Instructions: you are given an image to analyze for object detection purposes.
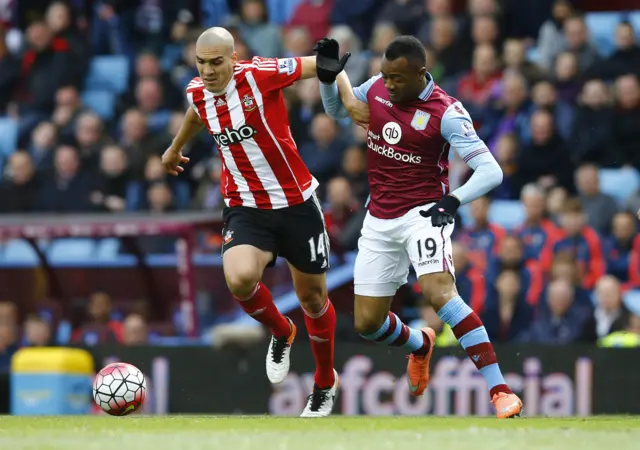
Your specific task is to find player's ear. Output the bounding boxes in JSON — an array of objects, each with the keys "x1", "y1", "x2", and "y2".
[
  {"x1": 231, "y1": 51, "x2": 238, "y2": 64},
  {"x1": 418, "y1": 66, "x2": 427, "y2": 78}
]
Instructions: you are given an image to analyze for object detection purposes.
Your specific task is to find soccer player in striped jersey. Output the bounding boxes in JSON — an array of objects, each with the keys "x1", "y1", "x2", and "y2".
[
  {"x1": 317, "y1": 36, "x2": 523, "y2": 418},
  {"x1": 162, "y1": 27, "x2": 354, "y2": 417}
]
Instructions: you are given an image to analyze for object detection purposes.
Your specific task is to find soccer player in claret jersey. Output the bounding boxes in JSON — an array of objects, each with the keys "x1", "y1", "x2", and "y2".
[
  {"x1": 317, "y1": 36, "x2": 523, "y2": 418},
  {"x1": 162, "y1": 27, "x2": 351, "y2": 417}
]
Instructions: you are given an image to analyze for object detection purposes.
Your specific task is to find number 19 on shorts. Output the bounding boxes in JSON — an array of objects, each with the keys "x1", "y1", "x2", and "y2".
[{"x1": 416, "y1": 237, "x2": 437, "y2": 260}]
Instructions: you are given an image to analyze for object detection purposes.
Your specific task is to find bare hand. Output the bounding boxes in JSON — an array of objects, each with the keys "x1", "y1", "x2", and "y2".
[
  {"x1": 162, "y1": 147, "x2": 190, "y2": 176},
  {"x1": 347, "y1": 99, "x2": 370, "y2": 128},
  {"x1": 637, "y1": 208, "x2": 640, "y2": 220}
]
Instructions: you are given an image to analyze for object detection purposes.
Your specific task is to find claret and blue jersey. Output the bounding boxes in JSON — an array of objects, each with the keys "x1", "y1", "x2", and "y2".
[{"x1": 320, "y1": 72, "x2": 503, "y2": 220}]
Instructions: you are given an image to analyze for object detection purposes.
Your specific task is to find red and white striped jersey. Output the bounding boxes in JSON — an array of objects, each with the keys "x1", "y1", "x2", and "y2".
[{"x1": 186, "y1": 56, "x2": 318, "y2": 210}]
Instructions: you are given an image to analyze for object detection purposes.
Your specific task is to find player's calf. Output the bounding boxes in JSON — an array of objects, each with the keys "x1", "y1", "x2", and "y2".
[
  {"x1": 291, "y1": 268, "x2": 336, "y2": 390},
  {"x1": 419, "y1": 273, "x2": 522, "y2": 417},
  {"x1": 355, "y1": 295, "x2": 434, "y2": 396}
]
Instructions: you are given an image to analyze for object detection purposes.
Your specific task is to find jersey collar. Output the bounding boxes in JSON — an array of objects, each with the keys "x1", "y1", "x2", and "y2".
[{"x1": 418, "y1": 73, "x2": 435, "y2": 101}]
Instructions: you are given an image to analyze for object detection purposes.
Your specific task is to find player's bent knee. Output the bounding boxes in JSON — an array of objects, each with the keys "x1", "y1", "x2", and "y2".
[
  {"x1": 225, "y1": 268, "x2": 262, "y2": 299},
  {"x1": 354, "y1": 311, "x2": 386, "y2": 336},
  {"x1": 297, "y1": 284, "x2": 327, "y2": 314},
  {"x1": 419, "y1": 272, "x2": 457, "y2": 308}
]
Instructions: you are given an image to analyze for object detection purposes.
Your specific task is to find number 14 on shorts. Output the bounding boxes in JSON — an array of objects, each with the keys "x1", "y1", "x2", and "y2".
[{"x1": 308, "y1": 234, "x2": 328, "y2": 267}]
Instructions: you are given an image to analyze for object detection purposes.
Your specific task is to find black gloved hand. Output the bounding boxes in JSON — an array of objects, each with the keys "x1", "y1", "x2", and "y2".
[
  {"x1": 313, "y1": 38, "x2": 351, "y2": 84},
  {"x1": 419, "y1": 195, "x2": 460, "y2": 227}
]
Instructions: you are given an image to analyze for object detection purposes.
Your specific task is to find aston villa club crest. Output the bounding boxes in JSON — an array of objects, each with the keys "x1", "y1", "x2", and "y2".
[
  {"x1": 411, "y1": 110, "x2": 430, "y2": 131},
  {"x1": 242, "y1": 94, "x2": 256, "y2": 112},
  {"x1": 223, "y1": 229, "x2": 234, "y2": 245}
]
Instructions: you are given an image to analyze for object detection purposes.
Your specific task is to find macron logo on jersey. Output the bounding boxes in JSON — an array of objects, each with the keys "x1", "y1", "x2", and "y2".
[
  {"x1": 375, "y1": 96, "x2": 393, "y2": 107},
  {"x1": 212, "y1": 125, "x2": 258, "y2": 147}
]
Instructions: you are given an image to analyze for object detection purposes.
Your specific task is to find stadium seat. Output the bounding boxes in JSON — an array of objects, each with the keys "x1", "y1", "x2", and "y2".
[
  {"x1": 585, "y1": 12, "x2": 623, "y2": 56},
  {"x1": 95, "y1": 238, "x2": 121, "y2": 260},
  {"x1": 1, "y1": 239, "x2": 39, "y2": 264},
  {"x1": 81, "y1": 90, "x2": 116, "y2": 121},
  {"x1": 526, "y1": 46, "x2": 540, "y2": 63},
  {"x1": 459, "y1": 200, "x2": 525, "y2": 230},
  {"x1": 629, "y1": 12, "x2": 640, "y2": 36},
  {"x1": 0, "y1": 117, "x2": 18, "y2": 157},
  {"x1": 47, "y1": 239, "x2": 96, "y2": 263},
  {"x1": 622, "y1": 290, "x2": 640, "y2": 316},
  {"x1": 490, "y1": 200, "x2": 526, "y2": 230},
  {"x1": 599, "y1": 168, "x2": 640, "y2": 205},
  {"x1": 84, "y1": 55, "x2": 130, "y2": 94}
]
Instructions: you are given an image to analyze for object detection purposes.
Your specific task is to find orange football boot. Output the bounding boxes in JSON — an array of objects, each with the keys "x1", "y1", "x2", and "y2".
[
  {"x1": 406, "y1": 327, "x2": 436, "y2": 396},
  {"x1": 491, "y1": 392, "x2": 523, "y2": 418}
]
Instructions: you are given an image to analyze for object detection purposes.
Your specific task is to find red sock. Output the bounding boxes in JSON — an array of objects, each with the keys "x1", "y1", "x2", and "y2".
[
  {"x1": 234, "y1": 283, "x2": 291, "y2": 338},
  {"x1": 303, "y1": 299, "x2": 336, "y2": 389}
]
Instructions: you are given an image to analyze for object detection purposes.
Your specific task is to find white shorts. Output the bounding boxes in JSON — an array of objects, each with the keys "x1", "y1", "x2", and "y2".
[{"x1": 354, "y1": 203, "x2": 455, "y2": 297}]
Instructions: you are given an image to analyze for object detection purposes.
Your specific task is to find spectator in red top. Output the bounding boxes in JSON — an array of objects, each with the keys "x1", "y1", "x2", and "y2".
[
  {"x1": 289, "y1": 0, "x2": 332, "y2": 43},
  {"x1": 552, "y1": 198, "x2": 605, "y2": 290},
  {"x1": 324, "y1": 176, "x2": 361, "y2": 253},
  {"x1": 605, "y1": 212, "x2": 637, "y2": 287},
  {"x1": 451, "y1": 241, "x2": 486, "y2": 314},
  {"x1": 73, "y1": 292, "x2": 123, "y2": 346},
  {"x1": 461, "y1": 195, "x2": 505, "y2": 272},
  {"x1": 517, "y1": 183, "x2": 562, "y2": 270},
  {"x1": 457, "y1": 44, "x2": 502, "y2": 115},
  {"x1": 14, "y1": 21, "x2": 76, "y2": 141},
  {"x1": 486, "y1": 234, "x2": 544, "y2": 308}
]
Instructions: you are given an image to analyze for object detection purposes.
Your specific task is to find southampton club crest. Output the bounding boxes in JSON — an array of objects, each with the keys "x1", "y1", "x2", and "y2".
[
  {"x1": 242, "y1": 94, "x2": 257, "y2": 112},
  {"x1": 223, "y1": 229, "x2": 234, "y2": 245},
  {"x1": 411, "y1": 110, "x2": 431, "y2": 131}
]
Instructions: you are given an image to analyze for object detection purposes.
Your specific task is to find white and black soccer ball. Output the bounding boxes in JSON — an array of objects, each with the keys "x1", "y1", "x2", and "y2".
[{"x1": 93, "y1": 362, "x2": 146, "y2": 416}]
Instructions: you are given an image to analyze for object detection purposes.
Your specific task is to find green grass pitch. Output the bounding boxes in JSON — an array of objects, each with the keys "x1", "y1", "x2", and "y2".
[{"x1": 0, "y1": 416, "x2": 639, "y2": 450}]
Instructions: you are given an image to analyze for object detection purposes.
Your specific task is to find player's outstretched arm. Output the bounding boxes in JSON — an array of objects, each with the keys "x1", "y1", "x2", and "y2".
[
  {"x1": 161, "y1": 107, "x2": 203, "y2": 176},
  {"x1": 299, "y1": 56, "x2": 318, "y2": 80},
  {"x1": 420, "y1": 102, "x2": 503, "y2": 227},
  {"x1": 443, "y1": 103, "x2": 503, "y2": 205},
  {"x1": 319, "y1": 72, "x2": 370, "y2": 126}
]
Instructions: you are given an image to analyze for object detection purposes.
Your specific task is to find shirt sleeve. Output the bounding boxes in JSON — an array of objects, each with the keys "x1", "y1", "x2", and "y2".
[
  {"x1": 246, "y1": 56, "x2": 302, "y2": 92},
  {"x1": 319, "y1": 74, "x2": 381, "y2": 119},
  {"x1": 185, "y1": 78, "x2": 202, "y2": 114},
  {"x1": 352, "y1": 74, "x2": 382, "y2": 103},
  {"x1": 442, "y1": 102, "x2": 503, "y2": 204}
]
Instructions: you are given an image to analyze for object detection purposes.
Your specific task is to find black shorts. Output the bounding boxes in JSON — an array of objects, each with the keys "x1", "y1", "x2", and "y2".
[{"x1": 221, "y1": 195, "x2": 330, "y2": 274}]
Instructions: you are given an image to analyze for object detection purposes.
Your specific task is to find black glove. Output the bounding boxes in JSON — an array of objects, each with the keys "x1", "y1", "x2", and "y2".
[
  {"x1": 419, "y1": 195, "x2": 460, "y2": 227},
  {"x1": 313, "y1": 38, "x2": 351, "y2": 84}
]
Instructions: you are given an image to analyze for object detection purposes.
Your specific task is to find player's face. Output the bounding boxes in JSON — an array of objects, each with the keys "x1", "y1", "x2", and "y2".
[
  {"x1": 380, "y1": 56, "x2": 427, "y2": 103},
  {"x1": 196, "y1": 45, "x2": 237, "y2": 93}
]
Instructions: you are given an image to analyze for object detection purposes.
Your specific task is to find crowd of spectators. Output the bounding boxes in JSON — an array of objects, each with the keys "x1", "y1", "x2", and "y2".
[{"x1": 0, "y1": 0, "x2": 639, "y2": 348}]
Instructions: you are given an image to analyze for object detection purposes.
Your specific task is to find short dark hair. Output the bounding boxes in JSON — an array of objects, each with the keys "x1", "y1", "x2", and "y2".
[{"x1": 384, "y1": 36, "x2": 427, "y2": 67}]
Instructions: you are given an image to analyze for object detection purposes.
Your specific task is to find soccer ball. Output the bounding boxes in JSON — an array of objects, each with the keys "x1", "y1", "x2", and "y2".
[{"x1": 93, "y1": 362, "x2": 146, "y2": 416}]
